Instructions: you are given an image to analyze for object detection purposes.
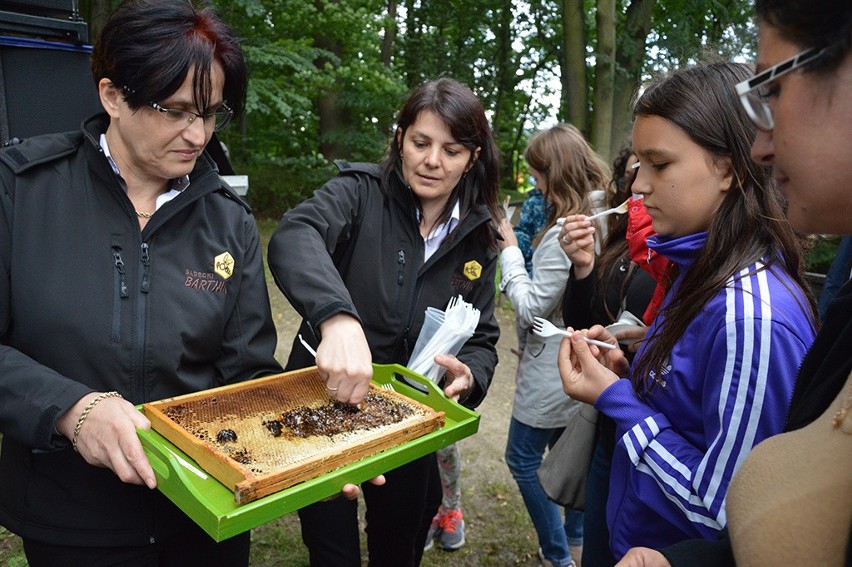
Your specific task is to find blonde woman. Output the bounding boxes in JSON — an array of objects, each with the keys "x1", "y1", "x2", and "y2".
[{"x1": 498, "y1": 123, "x2": 610, "y2": 567}]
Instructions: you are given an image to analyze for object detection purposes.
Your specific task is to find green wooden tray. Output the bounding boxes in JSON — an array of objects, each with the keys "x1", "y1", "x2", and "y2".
[{"x1": 137, "y1": 363, "x2": 479, "y2": 541}]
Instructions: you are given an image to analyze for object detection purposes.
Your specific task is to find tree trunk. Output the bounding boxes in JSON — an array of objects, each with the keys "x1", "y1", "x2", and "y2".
[
  {"x1": 610, "y1": 0, "x2": 656, "y2": 156},
  {"x1": 402, "y1": 0, "x2": 422, "y2": 87},
  {"x1": 380, "y1": 0, "x2": 397, "y2": 67},
  {"x1": 313, "y1": 1, "x2": 348, "y2": 161},
  {"x1": 491, "y1": 0, "x2": 517, "y2": 190},
  {"x1": 491, "y1": 0, "x2": 513, "y2": 139},
  {"x1": 590, "y1": 0, "x2": 616, "y2": 159},
  {"x1": 561, "y1": 0, "x2": 587, "y2": 133}
]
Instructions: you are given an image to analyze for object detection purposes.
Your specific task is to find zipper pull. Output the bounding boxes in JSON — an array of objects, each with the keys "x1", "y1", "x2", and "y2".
[
  {"x1": 113, "y1": 248, "x2": 129, "y2": 298},
  {"x1": 403, "y1": 327, "x2": 410, "y2": 358},
  {"x1": 397, "y1": 250, "x2": 406, "y2": 285},
  {"x1": 140, "y1": 243, "x2": 150, "y2": 293}
]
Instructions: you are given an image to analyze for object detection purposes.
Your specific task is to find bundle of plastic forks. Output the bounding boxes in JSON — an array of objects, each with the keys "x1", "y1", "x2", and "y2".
[{"x1": 408, "y1": 295, "x2": 479, "y2": 382}]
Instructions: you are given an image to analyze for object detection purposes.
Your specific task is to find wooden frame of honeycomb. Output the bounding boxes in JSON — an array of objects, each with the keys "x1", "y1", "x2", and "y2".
[{"x1": 143, "y1": 367, "x2": 445, "y2": 504}]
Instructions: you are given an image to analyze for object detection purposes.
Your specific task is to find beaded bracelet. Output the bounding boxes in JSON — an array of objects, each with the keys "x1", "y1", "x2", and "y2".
[{"x1": 72, "y1": 391, "x2": 123, "y2": 452}]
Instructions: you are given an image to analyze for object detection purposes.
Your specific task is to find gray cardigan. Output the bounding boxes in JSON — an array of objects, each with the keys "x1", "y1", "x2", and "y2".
[{"x1": 500, "y1": 224, "x2": 581, "y2": 428}]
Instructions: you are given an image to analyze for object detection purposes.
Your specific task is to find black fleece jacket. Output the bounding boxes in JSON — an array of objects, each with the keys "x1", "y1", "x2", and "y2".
[
  {"x1": 268, "y1": 161, "x2": 499, "y2": 408},
  {"x1": 0, "y1": 114, "x2": 282, "y2": 545}
]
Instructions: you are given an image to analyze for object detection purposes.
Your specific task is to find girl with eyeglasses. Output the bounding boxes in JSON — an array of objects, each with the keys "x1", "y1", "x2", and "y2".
[
  {"x1": 616, "y1": 1, "x2": 852, "y2": 566},
  {"x1": 556, "y1": 60, "x2": 819, "y2": 562}
]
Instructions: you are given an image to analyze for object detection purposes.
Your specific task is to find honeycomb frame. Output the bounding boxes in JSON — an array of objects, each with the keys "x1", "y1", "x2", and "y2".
[{"x1": 143, "y1": 367, "x2": 445, "y2": 504}]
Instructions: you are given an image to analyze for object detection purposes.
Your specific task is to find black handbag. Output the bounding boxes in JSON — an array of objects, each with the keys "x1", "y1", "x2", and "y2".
[{"x1": 536, "y1": 402, "x2": 598, "y2": 510}]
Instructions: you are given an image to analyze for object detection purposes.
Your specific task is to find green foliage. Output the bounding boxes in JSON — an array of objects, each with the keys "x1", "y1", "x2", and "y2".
[
  {"x1": 81, "y1": 0, "x2": 758, "y2": 217},
  {"x1": 241, "y1": 154, "x2": 337, "y2": 220},
  {"x1": 211, "y1": 0, "x2": 414, "y2": 214},
  {"x1": 205, "y1": 0, "x2": 755, "y2": 217},
  {"x1": 0, "y1": 525, "x2": 25, "y2": 566},
  {"x1": 647, "y1": 0, "x2": 755, "y2": 72},
  {"x1": 806, "y1": 236, "x2": 841, "y2": 274}
]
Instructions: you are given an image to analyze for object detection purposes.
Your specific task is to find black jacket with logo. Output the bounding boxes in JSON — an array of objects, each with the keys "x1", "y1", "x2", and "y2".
[
  {"x1": 268, "y1": 161, "x2": 499, "y2": 408},
  {"x1": 0, "y1": 114, "x2": 282, "y2": 545}
]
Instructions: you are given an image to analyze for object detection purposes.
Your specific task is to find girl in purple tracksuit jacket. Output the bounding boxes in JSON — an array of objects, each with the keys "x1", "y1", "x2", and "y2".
[{"x1": 557, "y1": 61, "x2": 818, "y2": 560}]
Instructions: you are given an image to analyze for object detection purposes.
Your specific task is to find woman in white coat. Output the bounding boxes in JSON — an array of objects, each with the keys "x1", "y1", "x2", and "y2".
[{"x1": 498, "y1": 123, "x2": 610, "y2": 567}]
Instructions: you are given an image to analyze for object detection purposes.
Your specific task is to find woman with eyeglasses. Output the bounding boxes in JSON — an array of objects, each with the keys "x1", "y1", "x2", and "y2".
[
  {"x1": 0, "y1": 1, "x2": 283, "y2": 564},
  {"x1": 555, "y1": 60, "x2": 819, "y2": 562},
  {"x1": 614, "y1": 1, "x2": 852, "y2": 566}
]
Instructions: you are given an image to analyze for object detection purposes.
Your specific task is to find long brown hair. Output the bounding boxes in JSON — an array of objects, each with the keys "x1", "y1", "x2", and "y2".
[
  {"x1": 631, "y1": 62, "x2": 818, "y2": 395},
  {"x1": 523, "y1": 123, "x2": 611, "y2": 245}
]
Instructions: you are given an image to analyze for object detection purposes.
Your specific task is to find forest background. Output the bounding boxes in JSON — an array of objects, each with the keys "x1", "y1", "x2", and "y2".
[
  {"x1": 75, "y1": 0, "x2": 765, "y2": 218},
  {"x1": 0, "y1": 1, "x2": 840, "y2": 563}
]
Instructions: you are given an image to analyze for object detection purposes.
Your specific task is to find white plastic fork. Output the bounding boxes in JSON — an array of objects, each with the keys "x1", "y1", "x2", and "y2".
[
  {"x1": 531, "y1": 317, "x2": 617, "y2": 350},
  {"x1": 298, "y1": 333, "x2": 317, "y2": 358},
  {"x1": 587, "y1": 197, "x2": 630, "y2": 221}
]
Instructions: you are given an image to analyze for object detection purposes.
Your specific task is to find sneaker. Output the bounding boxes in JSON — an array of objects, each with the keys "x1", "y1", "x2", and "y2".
[
  {"x1": 439, "y1": 508, "x2": 465, "y2": 550},
  {"x1": 424, "y1": 510, "x2": 443, "y2": 551}
]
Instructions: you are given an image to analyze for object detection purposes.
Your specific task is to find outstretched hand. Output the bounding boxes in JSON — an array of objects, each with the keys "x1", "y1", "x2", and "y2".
[
  {"x1": 557, "y1": 326, "x2": 627, "y2": 404},
  {"x1": 615, "y1": 547, "x2": 673, "y2": 567},
  {"x1": 341, "y1": 475, "x2": 387, "y2": 500}
]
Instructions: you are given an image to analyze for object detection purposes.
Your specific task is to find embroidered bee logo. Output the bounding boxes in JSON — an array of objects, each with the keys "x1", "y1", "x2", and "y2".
[
  {"x1": 214, "y1": 252, "x2": 235, "y2": 280},
  {"x1": 463, "y1": 260, "x2": 482, "y2": 281}
]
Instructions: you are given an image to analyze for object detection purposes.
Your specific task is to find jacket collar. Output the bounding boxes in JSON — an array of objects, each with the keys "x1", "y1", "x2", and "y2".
[
  {"x1": 81, "y1": 113, "x2": 220, "y2": 181},
  {"x1": 389, "y1": 164, "x2": 493, "y2": 234},
  {"x1": 647, "y1": 231, "x2": 708, "y2": 268}
]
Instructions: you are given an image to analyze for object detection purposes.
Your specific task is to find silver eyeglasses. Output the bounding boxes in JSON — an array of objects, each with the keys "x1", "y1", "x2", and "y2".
[
  {"x1": 147, "y1": 101, "x2": 234, "y2": 132},
  {"x1": 735, "y1": 47, "x2": 826, "y2": 130}
]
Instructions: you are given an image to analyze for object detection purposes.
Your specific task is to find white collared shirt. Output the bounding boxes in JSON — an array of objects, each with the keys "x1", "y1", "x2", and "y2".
[
  {"x1": 99, "y1": 133, "x2": 189, "y2": 210},
  {"x1": 422, "y1": 200, "x2": 461, "y2": 262}
]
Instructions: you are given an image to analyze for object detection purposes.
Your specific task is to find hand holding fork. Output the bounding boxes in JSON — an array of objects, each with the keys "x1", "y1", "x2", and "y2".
[
  {"x1": 587, "y1": 197, "x2": 630, "y2": 221},
  {"x1": 532, "y1": 317, "x2": 617, "y2": 350},
  {"x1": 555, "y1": 196, "x2": 632, "y2": 227}
]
